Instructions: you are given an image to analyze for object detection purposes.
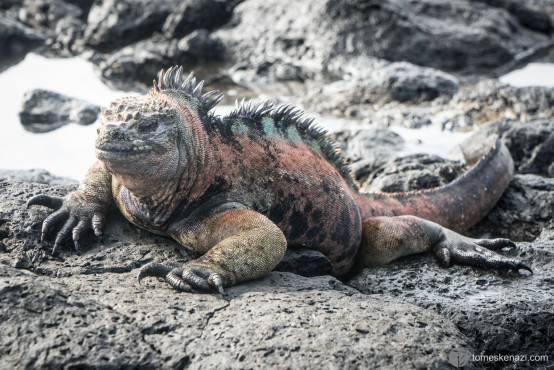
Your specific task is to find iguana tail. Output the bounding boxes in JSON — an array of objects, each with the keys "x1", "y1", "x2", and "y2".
[{"x1": 354, "y1": 139, "x2": 513, "y2": 232}]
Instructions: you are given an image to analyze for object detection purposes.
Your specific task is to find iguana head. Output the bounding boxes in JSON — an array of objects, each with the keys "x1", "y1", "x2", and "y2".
[{"x1": 95, "y1": 67, "x2": 222, "y2": 198}]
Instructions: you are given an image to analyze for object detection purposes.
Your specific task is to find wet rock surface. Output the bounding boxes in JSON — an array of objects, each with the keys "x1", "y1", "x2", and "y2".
[
  {"x1": 19, "y1": 89, "x2": 100, "y2": 133},
  {"x1": 0, "y1": 182, "x2": 476, "y2": 369}
]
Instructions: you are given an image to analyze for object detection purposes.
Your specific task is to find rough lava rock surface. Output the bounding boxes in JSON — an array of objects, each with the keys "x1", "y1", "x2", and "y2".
[{"x1": 0, "y1": 182, "x2": 476, "y2": 369}]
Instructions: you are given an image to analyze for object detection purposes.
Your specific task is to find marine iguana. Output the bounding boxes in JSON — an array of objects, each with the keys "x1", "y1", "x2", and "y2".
[{"x1": 27, "y1": 66, "x2": 531, "y2": 293}]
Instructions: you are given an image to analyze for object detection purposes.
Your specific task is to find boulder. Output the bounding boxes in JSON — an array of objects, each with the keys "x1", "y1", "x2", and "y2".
[
  {"x1": 84, "y1": 0, "x2": 180, "y2": 52},
  {"x1": 450, "y1": 81, "x2": 554, "y2": 125},
  {"x1": 162, "y1": 0, "x2": 233, "y2": 39},
  {"x1": 16, "y1": 0, "x2": 87, "y2": 56},
  {"x1": 93, "y1": 31, "x2": 224, "y2": 91},
  {"x1": 0, "y1": 14, "x2": 45, "y2": 73},
  {"x1": 216, "y1": 0, "x2": 549, "y2": 79},
  {"x1": 453, "y1": 118, "x2": 554, "y2": 176},
  {"x1": 360, "y1": 154, "x2": 467, "y2": 193},
  {"x1": 331, "y1": 127, "x2": 405, "y2": 182},
  {"x1": 19, "y1": 89, "x2": 100, "y2": 133},
  {"x1": 468, "y1": 174, "x2": 554, "y2": 240}
]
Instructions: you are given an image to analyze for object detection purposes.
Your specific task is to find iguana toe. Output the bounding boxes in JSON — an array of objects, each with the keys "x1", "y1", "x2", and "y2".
[
  {"x1": 27, "y1": 194, "x2": 64, "y2": 210},
  {"x1": 474, "y1": 238, "x2": 516, "y2": 250}
]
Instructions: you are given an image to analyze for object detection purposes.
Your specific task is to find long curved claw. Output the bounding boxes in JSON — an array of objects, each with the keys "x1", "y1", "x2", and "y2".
[
  {"x1": 41, "y1": 209, "x2": 69, "y2": 243},
  {"x1": 72, "y1": 220, "x2": 87, "y2": 252},
  {"x1": 474, "y1": 238, "x2": 516, "y2": 250},
  {"x1": 27, "y1": 194, "x2": 64, "y2": 210},
  {"x1": 138, "y1": 261, "x2": 174, "y2": 283},
  {"x1": 209, "y1": 273, "x2": 225, "y2": 294},
  {"x1": 53, "y1": 216, "x2": 78, "y2": 254},
  {"x1": 92, "y1": 213, "x2": 106, "y2": 242},
  {"x1": 434, "y1": 247, "x2": 452, "y2": 267}
]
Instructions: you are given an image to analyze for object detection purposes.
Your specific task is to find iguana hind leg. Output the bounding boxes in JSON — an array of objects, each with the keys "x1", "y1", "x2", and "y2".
[{"x1": 359, "y1": 216, "x2": 532, "y2": 273}]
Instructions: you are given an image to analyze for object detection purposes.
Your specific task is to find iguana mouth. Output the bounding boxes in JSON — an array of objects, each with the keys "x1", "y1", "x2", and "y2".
[{"x1": 95, "y1": 144, "x2": 152, "y2": 162}]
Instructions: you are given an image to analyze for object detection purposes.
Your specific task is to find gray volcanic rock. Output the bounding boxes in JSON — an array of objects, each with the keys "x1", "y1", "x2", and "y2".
[
  {"x1": 471, "y1": 0, "x2": 553, "y2": 34},
  {"x1": 84, "y1": 0, "x2": 180, "y2": 52},
  {"x1": 0, "y1": 14, "x2": 45, "y2": 72},
  {"x1": 453, "y1": 119, "x2": 554, "y2": 177},
  {"x1": 216, "y1": 0, "x2": 548, "y2": 79},
  {"x1": 16, "y1": 0, "x2": 87, "y2": 56},
  {"x1": 361, "y1": 154, "x2": 467, "y2": 193},
  {"x1": 19, "y1": 89, "x2": 100, "y2": 133},
  {"x1": 468, "y1": 174, "x2": 554, "y2": 241},
  {"x1": 162, "y1": 0, "x2": 233, "y2": 39},
  {"x1": 0, "y1": 169, "x2": 77, "y2": 186},
  {"x1": 348, "y1": 229, "x2": 554, "y2": 368},
  {"x1": 450, "y1": 81, "x2": 554, "y2": 125},
  {"x1": 94, "y1": 31, "x2": 224, "y2": 91},
  {"x1": 332, "y1": 127, "x2": 405, "y2": 182},
  {"x1": 0, "y1": 181, "x2": 475, "y2": 369}
]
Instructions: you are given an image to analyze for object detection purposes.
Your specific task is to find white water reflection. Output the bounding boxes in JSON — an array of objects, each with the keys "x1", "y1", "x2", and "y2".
[
  {"x1": 500, "y1": 62, "x2": 554, "y2": 88},
  {"x1": 0, "y1": 54, "x2": 137, "y2": 180}
]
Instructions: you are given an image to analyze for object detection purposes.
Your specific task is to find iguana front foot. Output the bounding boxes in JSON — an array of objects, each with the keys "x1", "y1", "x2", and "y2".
[
  {"x1": 434, "y1": 231, "x2": 533, "y2": 274},
  {"x1": 27, "y1": 192, "x2": 107, "y2": 254},
  {"x1": 138, "y1": 260, "x2": 232, "y2": 294}
]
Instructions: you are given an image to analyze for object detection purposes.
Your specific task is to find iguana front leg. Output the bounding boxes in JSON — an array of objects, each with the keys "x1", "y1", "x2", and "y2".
[
  {"x1": 359, "y1": 216, "x2": 532, "y2": 273},
  {"x1": 138, "y1": 208, "x2": 287, "y2": 293},
  {"x1": 27, "y1": 161, "x2": 113, "y2": 253}
]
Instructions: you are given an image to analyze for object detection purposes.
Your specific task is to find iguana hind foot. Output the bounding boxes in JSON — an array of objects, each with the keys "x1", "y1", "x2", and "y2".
[
  {"x1": 434, "y1": 230, "x2": 532, "y2": 273},
  {"x1": 360, "y1": 216, "x2": 532, "y2": 274}
]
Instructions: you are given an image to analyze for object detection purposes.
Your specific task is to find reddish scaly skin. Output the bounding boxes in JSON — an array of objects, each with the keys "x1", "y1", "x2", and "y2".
[{"x1": 27, "y1": 67, "x2": 531, "y2": 293}]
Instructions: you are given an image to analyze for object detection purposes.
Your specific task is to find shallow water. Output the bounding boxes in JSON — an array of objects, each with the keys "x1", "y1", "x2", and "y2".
[{"x1": 0, "y1": 54, "x2": 552, "y2": 180}]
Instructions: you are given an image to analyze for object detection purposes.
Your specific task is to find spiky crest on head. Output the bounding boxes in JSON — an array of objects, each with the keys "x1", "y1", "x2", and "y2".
[{"x1": 152, "y1": 66, "x2": 223, "y2": 112}]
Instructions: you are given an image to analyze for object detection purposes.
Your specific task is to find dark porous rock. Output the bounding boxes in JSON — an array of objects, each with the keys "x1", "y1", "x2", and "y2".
[
  {"x1": 162, "y1": 0, "x2": 233, "y2": 39},
  {"x1": 0, "y1": 14, "x2": 45, "y2": 73},
  {"x1": 0, "y1": 181, "x2": 475, "y2": 369},
  {"x1": 19, "y1": 89, "x2": 100, "y2": 133},
  {"x1": 469, "y1": 174, "x2": 554, "y2": 241},
  {"x1": 348, "y1": 229, "x2": 554, "y2": 368},
  {"x1": 454, "y1": 118, "x2": 554, "y2": 176},
  {"x1": 0, "y1": 169, "x2": 77, "y2": 186},
  {"x1": 217, "y1": 0, "x2": 548, "y2": 80},
  {"x1": 274, "y1": 247, "x2": 334, "y2": 277},
  {"x1": 451, "y1": 81, "x2": 554, "y2": 125},
  {"x1": 302, "y1": 60, "x2": 459, "y2": 116},
  {"x1": 471, "y1": 0, "x2": 553, "y2": 34},
  {"x1": 332, "y1": 127, "x2": 405, "y2": 182},
  {"x1": 94, "y1": 32, "x2": 224, "y2": 91},
  {"x1": 84, "y1": 0, "x2": 180, "y2": 52},
  {"x1": 361, "y1": 154, "x2": 467, "y2": 193},
  {"x1": 16, "y1": 0, "x2": 87, "y2": 57}
]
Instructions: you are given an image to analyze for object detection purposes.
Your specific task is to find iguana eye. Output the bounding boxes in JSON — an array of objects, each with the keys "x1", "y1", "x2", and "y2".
[{"x1": 138, "y1": 120, "x2": 158, "y2": 133}]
